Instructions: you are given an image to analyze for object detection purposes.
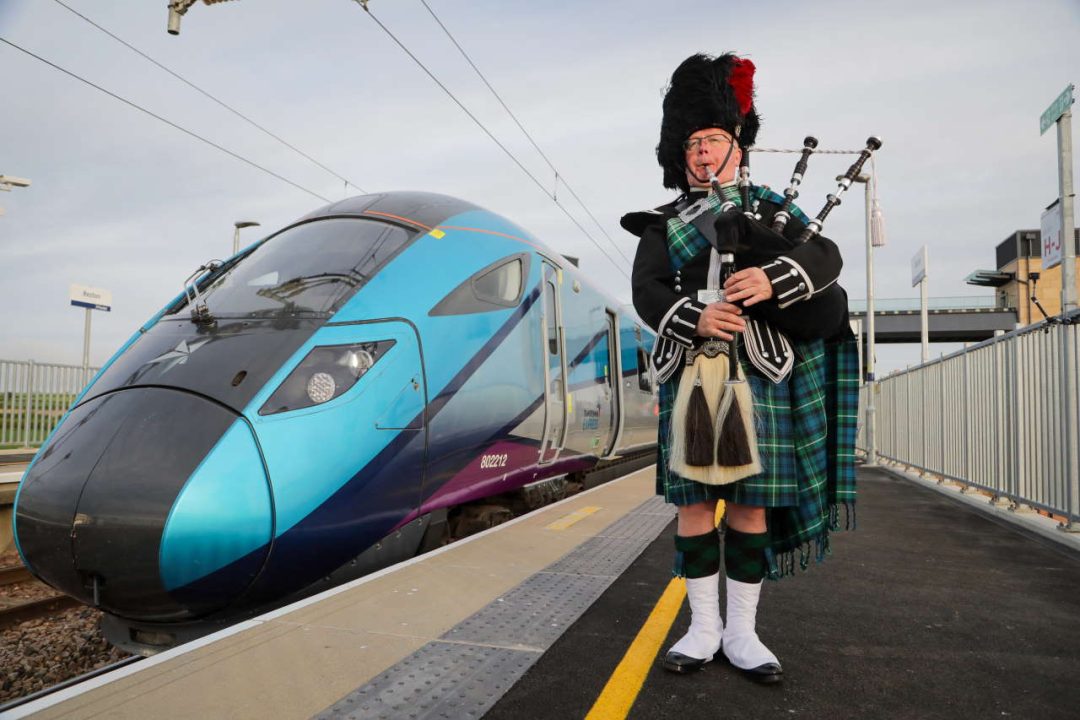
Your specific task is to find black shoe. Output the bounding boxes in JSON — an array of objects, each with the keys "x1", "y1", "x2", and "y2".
[
  {"x1": 662, "y1": 651, "x2": 712, "y2": 673},
  {"x1": 729, "y1": 659, "x2": 783, "y2": 685}
]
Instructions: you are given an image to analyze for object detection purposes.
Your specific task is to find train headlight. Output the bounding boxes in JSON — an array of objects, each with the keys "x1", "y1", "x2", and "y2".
[
  {"x1": 305, "y1": 373, "x2": 337, "y2": 404},
  {"x1": 259, "y1": 340, "x2": 395, "y2": 415}
]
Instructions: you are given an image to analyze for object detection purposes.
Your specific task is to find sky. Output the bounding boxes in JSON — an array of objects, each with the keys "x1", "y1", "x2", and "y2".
[{"x1": 1, "y1": 0, "x2": 1078, "y2": 375}]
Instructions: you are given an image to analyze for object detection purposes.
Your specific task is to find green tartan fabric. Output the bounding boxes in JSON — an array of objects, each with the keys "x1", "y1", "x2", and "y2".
[
  {"x1": 672, "y1": 529, "x2": 721, "y2": 579},
  {"x1": 657, "y1": 339, "x2": 859, "y2": 578},
  {"x1": 724, "y1": 528, "x2": 770, "y2": 583},
  {"x1": 664, "y1": 184, "x2": 810, "y2": 272},
  {"x1": 653, "y1": 187, "x2": 859, "y2": 579}
]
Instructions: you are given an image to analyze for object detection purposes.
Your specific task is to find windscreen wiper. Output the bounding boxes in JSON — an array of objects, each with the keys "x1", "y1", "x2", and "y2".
[{"x1": 182, "y1": 260, "x2": 224, "y2": 326}]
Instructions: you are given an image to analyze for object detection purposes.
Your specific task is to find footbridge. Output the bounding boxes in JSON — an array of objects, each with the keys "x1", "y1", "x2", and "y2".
[{"x1": 848, "y1": 296, "x2": 1018, "y2": 343}]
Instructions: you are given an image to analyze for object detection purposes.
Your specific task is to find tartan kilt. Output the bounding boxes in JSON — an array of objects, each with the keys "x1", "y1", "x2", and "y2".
[{"x1": 656, "y1": 335, "x2": 860, "y2": 577}]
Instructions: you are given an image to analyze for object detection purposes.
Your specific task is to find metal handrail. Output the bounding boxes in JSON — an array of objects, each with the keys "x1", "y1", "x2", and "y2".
[{"x1": 858, "y1": 308, "x2": 1080, "y2": 528}]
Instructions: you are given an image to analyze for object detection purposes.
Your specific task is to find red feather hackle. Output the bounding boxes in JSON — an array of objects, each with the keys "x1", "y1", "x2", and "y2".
[{"x1": 728, "y1": 57, "x2": 755, "y2": 116}]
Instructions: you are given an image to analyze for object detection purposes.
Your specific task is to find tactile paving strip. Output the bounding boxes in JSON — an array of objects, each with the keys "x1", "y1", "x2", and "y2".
[
  {"x1": 311, "y1": 642, "x2": 538, "y2": 720},
  {"x1": 313, "y1": 495, "x2": 674, "y2": 719},
  {"x1": 441, "y1": 572, "x2": 614, "y2": 648}
]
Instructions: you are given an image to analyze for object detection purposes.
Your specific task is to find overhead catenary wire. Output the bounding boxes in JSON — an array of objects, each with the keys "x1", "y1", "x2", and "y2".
[
  {"x1": 351, "y1": 1, "x2": 632, "y2": 281},
  {"x1": 416, "y1": 0, "x2": 634, "y2": 268},
  {"x1": 0, "y1": 35, "x2": 330, "y2": 204},
  {"x1": 50, "y1": 0, "x2": 366, "y2": 194}
]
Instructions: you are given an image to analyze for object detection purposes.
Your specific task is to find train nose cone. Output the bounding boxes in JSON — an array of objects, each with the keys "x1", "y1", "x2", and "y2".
[{"x1": 14, "y1": 388, "x2": 272, "y2": 621}]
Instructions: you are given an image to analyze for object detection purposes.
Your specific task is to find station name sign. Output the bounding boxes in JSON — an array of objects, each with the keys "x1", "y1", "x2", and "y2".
[
  {"x1": 1040, "y1": 84, "x2": 1074, "y2": 136},
  {"x1": 911, "y1": 246, "x2": 928, "y2": 286},
  {"x1": 69, "y1": 284, "x2": 112, "y2": 312},
  {"x1": 1041, "y1": 202, "x2": 1063, "y2": 271}
]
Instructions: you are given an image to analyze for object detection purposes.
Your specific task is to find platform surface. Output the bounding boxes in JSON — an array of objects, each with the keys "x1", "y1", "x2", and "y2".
[
  {"x1": 11, "y1": 466, "x2": 1080, "y2": 720},
  {"x1": 14, "y1": 466, "x2": 663, "y2": 720},
  {"x1": 488, "y1": 467, "x2": 1080, "y2": 720}
]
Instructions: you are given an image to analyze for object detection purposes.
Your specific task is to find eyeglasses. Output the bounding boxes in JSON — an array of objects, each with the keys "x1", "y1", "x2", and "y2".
[{"x1": 683, "y1": 133, "x2": 734, "y2": 153}]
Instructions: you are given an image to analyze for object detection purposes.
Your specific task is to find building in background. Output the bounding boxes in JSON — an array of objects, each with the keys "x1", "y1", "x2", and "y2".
[{"x1": 966, "y1": 228, "x2": 1080, "y2": 326}]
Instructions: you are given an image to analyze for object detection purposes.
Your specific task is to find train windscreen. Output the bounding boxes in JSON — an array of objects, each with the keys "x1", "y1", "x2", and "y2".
[{"x1": 167, "y1": 218, "x2": 413, "y2": 320}]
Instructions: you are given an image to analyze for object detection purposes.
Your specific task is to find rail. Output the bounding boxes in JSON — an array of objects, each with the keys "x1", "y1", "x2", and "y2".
[
  {"x1": 858, "y1": 309, "x2": 1080, "y2": 527},
  {"x1": 0, "y1": 359, "x2": 99, "y2": 449},
  {"x1": 847, "y1": 295, "x2": 1006, "y2": 313}
]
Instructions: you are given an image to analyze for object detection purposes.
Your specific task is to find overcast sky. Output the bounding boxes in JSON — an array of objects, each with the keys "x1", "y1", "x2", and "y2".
[{"x1": 1, "y1": 0, "x2": 1078, "y2": 374}]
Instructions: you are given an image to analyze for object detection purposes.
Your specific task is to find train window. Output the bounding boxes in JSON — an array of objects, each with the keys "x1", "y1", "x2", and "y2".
[
  {"x1": 545, "y1": 283, "x2": 558, "y2": 355},
  {"x1": 429, "y1": 253, "x2": 530, "y2": 316},
  {"x1": 165, "y1": 218, "x2": 413, "y2": 319},
  {"x1": 637, "y1": 347, "x2": 652, "y2": 392}
]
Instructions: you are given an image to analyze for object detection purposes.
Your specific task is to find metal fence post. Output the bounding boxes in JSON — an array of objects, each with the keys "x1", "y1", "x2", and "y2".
[
  {"x1": 962, "y1": 349, "x2": 970, "y2": 481},
  {"x1": 993, "y1": 334, "x2": 1002, "y2": 496},
  {"x1": 1063, "y1": 320, "x2": 1079, "y2": 530},
  {"x1": 22, "y1": 359, "x2": 34, "y2": 448},
  {"x1": 921, "y1": 367, "x2": 928, "y2": 471},
  {"x1": 939, "y1": 357, "x2": 946, "y2": 478},
  {"x1": 1011, "y1": 336, "x2": 1021, "y2": 504}
]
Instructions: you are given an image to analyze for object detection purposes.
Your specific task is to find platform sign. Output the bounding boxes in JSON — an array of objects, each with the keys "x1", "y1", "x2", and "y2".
[
  {"x1": 1041, "y1": 203, "x2": 1063, "y2": 270},
  {"x1": 1040, "y1": 84, "x2": 1074, "y2": 136},
  {"x1": 69, "y1": 284, "x2": 112, "y2": 312},
  {"x1": 911, "y1": 246, "x2": 928, "y2": 286}
]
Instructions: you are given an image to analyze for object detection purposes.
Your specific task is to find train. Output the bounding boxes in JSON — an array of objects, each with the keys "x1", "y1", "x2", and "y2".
[{"x1": 13, "y1": 191, "x2": 659, "y2": 654}]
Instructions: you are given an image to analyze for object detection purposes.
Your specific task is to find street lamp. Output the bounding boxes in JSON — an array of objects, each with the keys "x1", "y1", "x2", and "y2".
[
  {"x1": 232, "y1": 220, "x2": 260, "y2": 255},
  {"x1": 842, "y1": 172, "x2": 879, "y2": 466},
  {"x1": 0, "y1": 174, "x2": 32, "y2": 217}
]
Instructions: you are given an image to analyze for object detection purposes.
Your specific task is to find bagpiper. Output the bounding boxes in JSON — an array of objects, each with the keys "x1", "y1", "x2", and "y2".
[{"x1": 624, "y1": 52, "x2": 860, "y2": 684}]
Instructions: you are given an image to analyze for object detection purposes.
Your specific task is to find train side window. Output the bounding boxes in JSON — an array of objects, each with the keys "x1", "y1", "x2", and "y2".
[
  {"x1": 430, "y1": 253, "x2": 530, "y2": 316},
  {"x1": 545, "y1": 283, "x2": 559, "y2": 355},
  {"x1": 637, "y1": 346, "x2": 652, "y2": 392}
]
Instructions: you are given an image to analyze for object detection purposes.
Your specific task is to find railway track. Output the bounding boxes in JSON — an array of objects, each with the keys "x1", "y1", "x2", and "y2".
[
  {"x1": 0, "y1": 563, "x2": 32, "y2": 586},
  {"x1": 0, "y1": 593, "x2": 82, "y2": 631},
  {"x1": 0, "y1": 563, "x2": 82, "y2": 631}
]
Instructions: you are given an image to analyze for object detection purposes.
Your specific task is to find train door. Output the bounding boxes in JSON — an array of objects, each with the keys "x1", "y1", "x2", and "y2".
[
  {"x1": 538, "y1": 262, "x2": 568, "y2": 464},
  {"x1": 601, "y1": 310, "x2": 622, "y2": 457}
]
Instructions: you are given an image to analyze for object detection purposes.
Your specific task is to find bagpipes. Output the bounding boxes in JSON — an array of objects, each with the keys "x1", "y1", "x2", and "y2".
[{"x1": 668, "y1": 136, "x2": 882, "y2": 485}]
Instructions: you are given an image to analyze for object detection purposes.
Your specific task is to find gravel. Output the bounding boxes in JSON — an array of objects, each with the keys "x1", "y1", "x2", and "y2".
[{"x1": 0, "y1": 601, "x2": 131, "y2": 705}]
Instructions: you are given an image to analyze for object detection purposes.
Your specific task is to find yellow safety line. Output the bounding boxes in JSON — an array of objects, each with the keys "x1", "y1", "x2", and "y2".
[
  {"x1": 545, "y1": 505, "x2": 601, "y2": 530},
  {"x1": 585, "y1": 578, "x2": 686, "y2": 720}
]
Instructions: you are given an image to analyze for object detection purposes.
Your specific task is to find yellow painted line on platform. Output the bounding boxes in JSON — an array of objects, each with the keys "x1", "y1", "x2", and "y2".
[
  {"x1": 545, "y1": 505, "x2": 601, "y2": 530},
  {"x1": 585, "y1": 578, "x2": 685, "y2": 720}
]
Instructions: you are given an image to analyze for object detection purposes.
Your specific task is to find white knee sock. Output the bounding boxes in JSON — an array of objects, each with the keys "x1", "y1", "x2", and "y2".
[
  {"x1": 722, "y1": 577, "x2": 780, "y2": 670},
  {"x1": 668, "y1": 572, "x2": 723, "y2": 661}
]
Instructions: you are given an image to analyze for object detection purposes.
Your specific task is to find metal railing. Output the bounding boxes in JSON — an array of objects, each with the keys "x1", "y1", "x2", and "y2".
[
  {"x1": 848, "y1": 295, "x2": 1006, "y2": 313},
  {"x1": 858, "y1": 309, "x2": 1080, "y2": 527},
  {"x1": 0, "y1": 360, "x2": 99, "y2": 448}
]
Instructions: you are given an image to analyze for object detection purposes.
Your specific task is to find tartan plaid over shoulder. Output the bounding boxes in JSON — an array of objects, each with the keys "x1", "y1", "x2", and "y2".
[{"x1": 665, "y1": 185, "x2": 810, "y2": 272}]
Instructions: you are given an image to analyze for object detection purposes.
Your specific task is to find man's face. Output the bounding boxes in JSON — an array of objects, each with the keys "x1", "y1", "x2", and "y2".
[{"x1": 683, "y1": 128, "x2": 741, "y2": 189}]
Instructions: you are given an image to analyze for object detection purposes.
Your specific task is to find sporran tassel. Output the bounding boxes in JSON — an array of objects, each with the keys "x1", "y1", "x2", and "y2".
[
  {"x1": 685, "y1": 375, "x2": 716, "y2": 466},
  {"x1": 668, "y1": 350, "x2": 762, "y2": 485},
  {"x1": 716, "y1": 379, "x2": 754, "y2": 466}
]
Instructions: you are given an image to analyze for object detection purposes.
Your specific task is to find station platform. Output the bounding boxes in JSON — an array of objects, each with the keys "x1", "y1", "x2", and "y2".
[{"x1": 9, "y1": 465, "x2": 1080, "y2": 719}]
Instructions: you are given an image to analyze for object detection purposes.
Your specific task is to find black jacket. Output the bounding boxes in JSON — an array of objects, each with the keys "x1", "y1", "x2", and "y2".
[{"x1": 625, "y1": 189, "x2": 850, "y2": 381}]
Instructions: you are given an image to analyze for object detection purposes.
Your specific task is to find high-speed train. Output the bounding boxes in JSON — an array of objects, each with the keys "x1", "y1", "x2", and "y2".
[{"x1": 13, "y1": 192, "x2": 658, "y2": 653}]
